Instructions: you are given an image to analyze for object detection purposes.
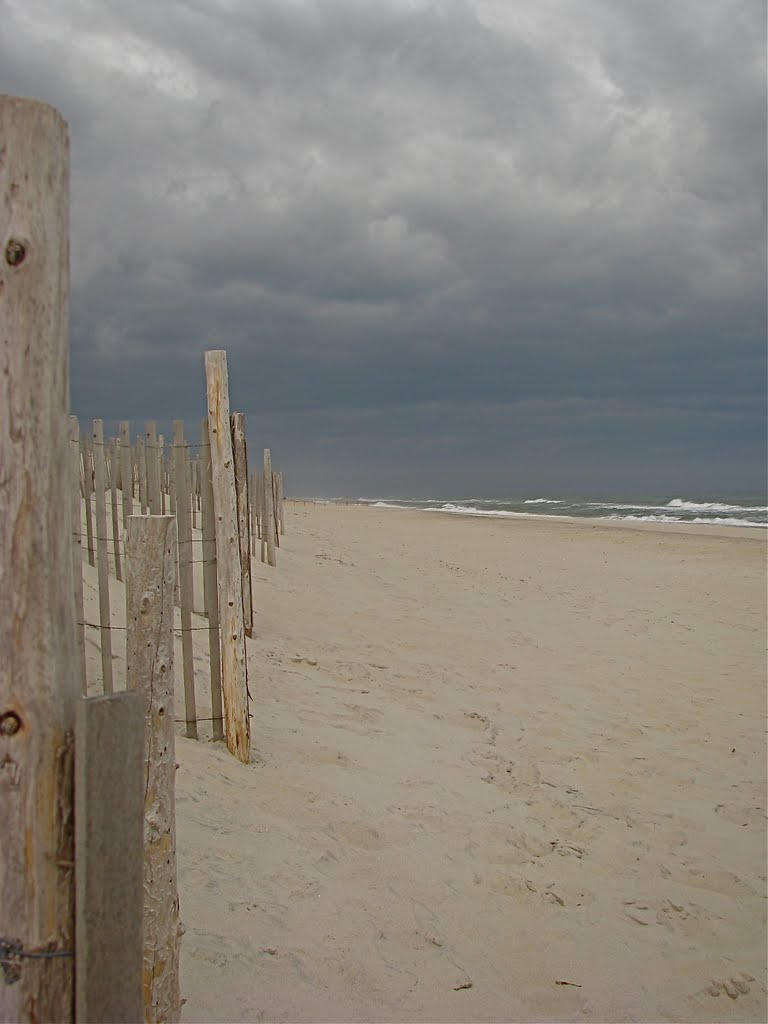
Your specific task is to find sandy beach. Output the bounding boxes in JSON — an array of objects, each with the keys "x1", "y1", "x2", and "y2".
[{"x1": 83, "y1": 502, "x2": 766, "y2": 1022}]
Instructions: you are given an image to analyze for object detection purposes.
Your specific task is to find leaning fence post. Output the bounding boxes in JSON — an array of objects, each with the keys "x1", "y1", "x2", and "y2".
[
  {"x1": 126, "y1": 515, "x2": 183, "y2": 1024},
  {"x1": 0, "y1": 93, "x2": 77, "y2": 1023},
  {"x1": 204, "y1": 351, "x2": 251, "y2": 762}
]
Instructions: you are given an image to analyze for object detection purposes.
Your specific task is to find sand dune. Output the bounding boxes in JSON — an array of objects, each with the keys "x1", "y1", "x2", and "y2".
[{"x1": 84, "y1": 503, "x2": 767, "y2": 1022}]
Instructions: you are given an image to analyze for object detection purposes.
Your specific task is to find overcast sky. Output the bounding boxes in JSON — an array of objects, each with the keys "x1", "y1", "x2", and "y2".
[{"x1": 2, "y1": 0, "x2": 765, "y2": 497}]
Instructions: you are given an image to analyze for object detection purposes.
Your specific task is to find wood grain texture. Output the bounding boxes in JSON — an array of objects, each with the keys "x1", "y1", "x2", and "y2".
[
  {"x1": 204, "y1": 352, "x2": 251, "y2": 762},
  {"x1": 125, "y1": 515, "x2": 182, "y2": 1024},
  {"x1": 0, "y1": 93, "x2": 76, "y2": 1023}
]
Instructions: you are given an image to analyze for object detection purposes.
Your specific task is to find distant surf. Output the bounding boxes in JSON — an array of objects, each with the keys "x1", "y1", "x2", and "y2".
[{"x1": 356, "y1": 495, "x2": 767, "y2": 528}]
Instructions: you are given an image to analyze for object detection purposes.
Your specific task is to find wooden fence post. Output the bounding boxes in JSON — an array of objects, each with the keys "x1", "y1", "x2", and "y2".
[
  {"x1": 126, "y1": 515, "x2": 183, "y2": 1024},
  {"x1": 204, "y1": 351, "x2": 251, "y2": 763},
  {"x1": 0, "y1": 94, "x2": 77, "y2": 1023},
  {"x1": 110, "y1": 438, "x2": 123, "y2": 581},
  {"x1": 70, "y1": 416, "x2": 87, "y2": 694},
  {"x1": 120, "y1": 420, "x2": 132, "y2": 526},
  {"x1": 145, "y1": 422, "x2": 160, "y2": 515},
  {"x1": 75, "y1": 692, "x2": 144, "y2": 1023},
  {"x1": 92, "y1": 420, "x2": 114, "y2": 694},
  {"x1": 200, "y1": 419, "x2": 224, "y2": 742},
  {"x1": 276, "y1": 470, "x2": 285, "y2": 536},
  {"x1": 137, "y1": 436, "x2": 147, "y2": 514},
  {"x1": 82, "y1": 433, "x2": 96, "y2": 566},
  {"x1": 173, "y1": 421, "x2": 198, "y2": 739},
  {"x1": 263, "y1": 448, "x2": 277, "y2": 567},
  {"x1": 230, "y1": 413, "x2": 253, "y2": 639}
]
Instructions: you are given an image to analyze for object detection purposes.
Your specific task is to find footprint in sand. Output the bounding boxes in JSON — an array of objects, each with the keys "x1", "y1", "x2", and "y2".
[
  {"x1": 705, "y1": 972, "x2": 754, "y2": 999},
  {"x1": 330, "y1": 821, "x2": 385, "y2": 850}
]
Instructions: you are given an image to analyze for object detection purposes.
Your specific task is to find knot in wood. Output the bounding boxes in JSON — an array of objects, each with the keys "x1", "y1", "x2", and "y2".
[
  {"x1": 0, "y1": 711, "x2": 22, "y2": 736},
  {"x1": 4, "y1": 238, "x2": 26, "y2": 267}
]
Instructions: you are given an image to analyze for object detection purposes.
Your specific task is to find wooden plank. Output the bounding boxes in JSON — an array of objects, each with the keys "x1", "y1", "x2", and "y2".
[
  {"x1": 200, "y1": 419, "x2": 224, "y2": 741},
  {"x1": 230, "y1": 413, "x2": 253, "y2": 638},
  {"x1": 75, "y1": 692, "x2": 144, "y2": 1023},
  {"x1": 204, "y1": 352, "x2": 251, "y2": 762},
  {"x1": 276, "y1": 470, "x2": 285, "y2": 536},
  {"x1": 173, "y1": 421, "x2": 198, "y2": 739},
  {"x1": 263, "y1": 448, "x2": 277, "y2": 567},
  {"x1": 82, "y1": 433, "x2": 96, "y2": 566},
  {"x1": 92, "y1": 420, "x2": 114, "y2": 694},
  {"x1": 126, "y1": 515, "x2": 183, "y2": 1024},
  {"x1": 145, "y1": 421, "x2": 160, "y2": 515},
  {"x1": 158, "y1": 434, "x2": 166, "y2": 515},
  {"x1": 120, "y1": 420, "x2": 132, "y2": 527},
  {"x1": 190, "y1": 456, "x2": 198, "y2": 530},
  {"x1": 70, "y1": 416, "x2": 87, "y2": 695},
  {"x1": 249, "y1": 471, "x2": 257, "y2": 553},
  {"x1": 137, "y1": 436, "x2": 147, "y2": 514},
  {"x1": 258, "y1": 472, "x2": 266, "y2": 562},
  {"x1": 0, "y1": 93, "x2": 76, "y2": 1023},
  {"x1": 110, "y1": 438, "x2": 123, "y2": 581}
]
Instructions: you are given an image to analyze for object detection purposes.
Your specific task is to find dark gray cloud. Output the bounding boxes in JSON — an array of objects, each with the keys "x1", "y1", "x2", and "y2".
[{"x1": 2, "y1": 0, "x2": 765, "y2": 497}]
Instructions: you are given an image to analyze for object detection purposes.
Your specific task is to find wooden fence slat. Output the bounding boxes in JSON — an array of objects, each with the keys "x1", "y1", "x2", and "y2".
[
  {"x1": 75, "y1": 692, "x2": 144, "y2": 1023},
  {"x1": 263, "y1": 449, "x2": 277, "y2": 567},
  {"x1": 110, "y1": 438, "x2": 123, "y2": 582},
  {"x1": 173, "y1": 421, "x2": 198, "y2": 739},
  {"x1": 231, "y1": 413, "x2": 253, "y2": 639},
  {"x1": 120, "y1": 420, "x2": 132, "y2": 527},
  {"x1": 205, "y1": 351, "x2": 251, "y2": 762},
  {"x1": 82, "y1": 433, "x2": 96, "y2": 566},
  {"x1": 137, "y1": 436, "x2": 147, "y2": 514},
  {"x1": 200, "y1": 419, "x2": 224, "y2": 741},
  {"x1": 276, "y1": 470, "x2": 285, "y2": 536},
  {"x1": 146, "y1": 422, "x2": 160, "y2": 515},
  {"x1": 70, "y1": 416, "x2": 87, "y2": 694},
  {"x1": 126, "y1": 515, "x2": 183, "y2": 1024},
  {"x1": 0, "y1": 93, "x2": 76, "y2": 1022},
  {"x1": 92, "y1": 420, "x2": 114, "y2": 694},
  {"x1": 158, "y1": 434, "x2": 166, "y2": 515}
]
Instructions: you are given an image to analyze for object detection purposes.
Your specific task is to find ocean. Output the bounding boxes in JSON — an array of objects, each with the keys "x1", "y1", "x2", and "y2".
[{"x1": 356, "y1": 494, "x2": 767, "y2": 528}]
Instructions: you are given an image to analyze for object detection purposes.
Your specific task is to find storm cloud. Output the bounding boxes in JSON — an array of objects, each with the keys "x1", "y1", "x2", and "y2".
[{"x1": 2, "y1": 0, "x2": 765, "y2": 496}]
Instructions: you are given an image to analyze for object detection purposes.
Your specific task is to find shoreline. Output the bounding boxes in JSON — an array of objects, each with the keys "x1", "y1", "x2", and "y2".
[{"x1": 288, "y1": 498, "x2": 767, "y2": 540}]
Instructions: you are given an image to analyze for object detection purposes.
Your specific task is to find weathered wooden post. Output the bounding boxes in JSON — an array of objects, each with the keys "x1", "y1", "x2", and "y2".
[
  {"x1": 173, "y1": 421, "x2": 198, "y2": 739},
  {"x1": 230, "y1": 412, "x2": 253, "y2": 638},
  {"x1": 70, "y1": 416, "x2": 87, "y2": 693},
  {"x1": 75, "y1": 691, "x2": 144, "y2": 1023},
  {"x1": 82, "y1": 433, "x2": 96, "y2": 566},
  {"x1": 263, "y1": 448, "x2": 277, "y2": 567},
  {"x1": 0, "y1": 94, "x2": 77, "y2": 1023},
  {"x1": 136, "y1": 436, "x2": 147, "y2": 514},
  {"x1": 92, "y1": 420, "x2": 114, "y2": 694},
  {"x1": 145, "y1": 422, "x2": 160, "y2": 515},
  {"x1": 276, "y1": 470, "x2": 285, "y2": 536},
  {"x1": 200, "y1": 419, "x2": 224, "y2": 742},
  {"x1": 120, "y1": 420, "x2": 132, "y2": 526},
  {"x1": 126, "y1": 516, "x2": 183, "y2": 1024},
  {"x1": 204, "y1": 351, "x2": 251, "y2": 763},
  {"x1": 109, "y1": 438, "x2": 123, "y2": 581}
]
